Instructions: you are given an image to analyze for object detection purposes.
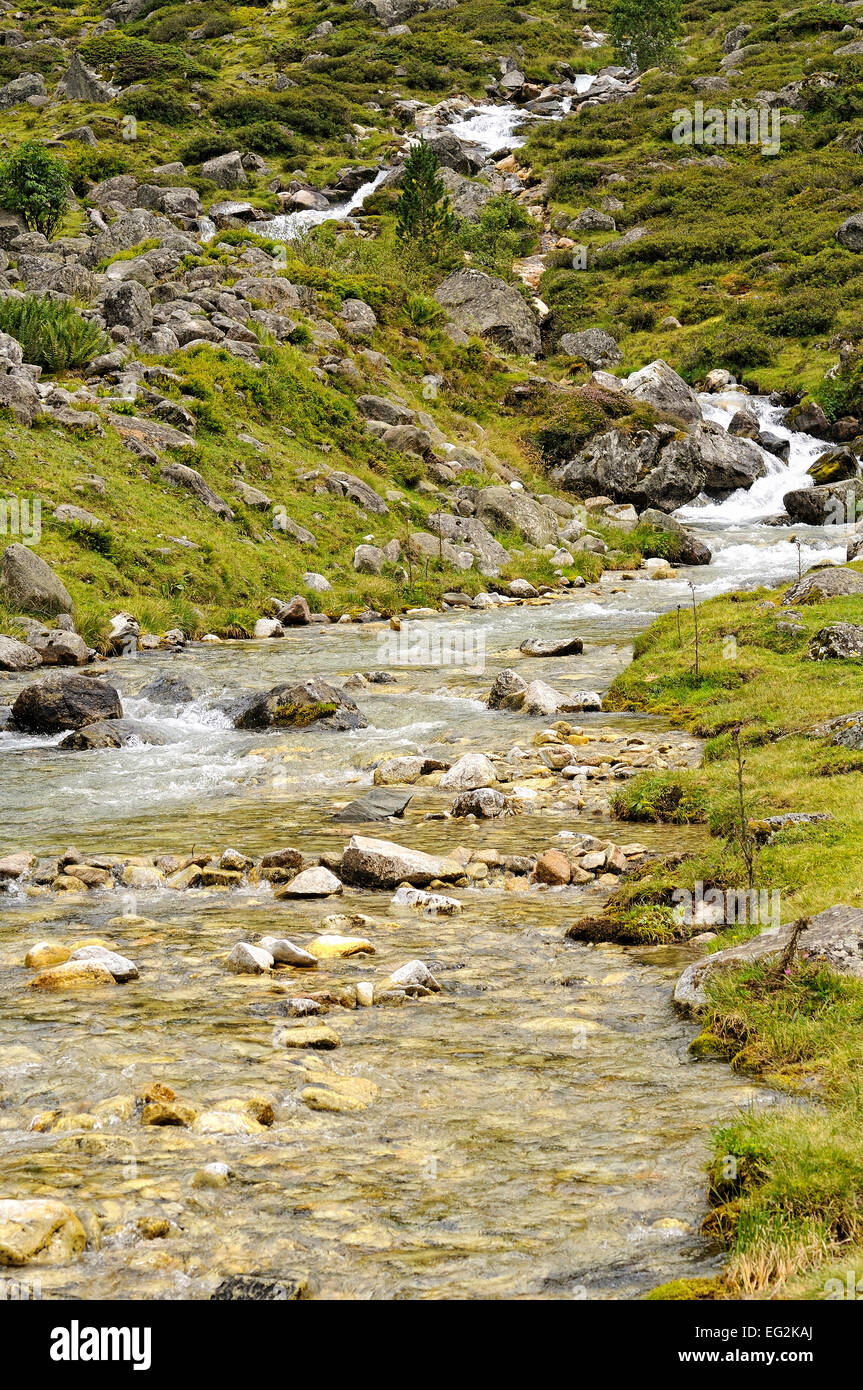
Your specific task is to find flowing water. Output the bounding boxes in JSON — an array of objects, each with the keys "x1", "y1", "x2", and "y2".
[
  {"x1": 263, "y1": 80, "x2": 596, "y2": 241},
  {"x1": 0, "y1": 399, "x2": 848, "y2": 1300},
  {"x1": 0, "y1": 82, "x2": 852, "y2": 1295}
]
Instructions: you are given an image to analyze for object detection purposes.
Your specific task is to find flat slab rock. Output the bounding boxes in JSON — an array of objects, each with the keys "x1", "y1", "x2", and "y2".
[
  {"x1": 519, "y1": 636, "x2": 584, "y2": 658},
  {"x1": 340, "y1": 835, "x2": 463, "y2": 888},
  {"x1": 333, "y1": 788, "x2": 413, "y2": 822},
  {"x1": 673, "y1": 904, "x2": 863, "y2": 1015}
]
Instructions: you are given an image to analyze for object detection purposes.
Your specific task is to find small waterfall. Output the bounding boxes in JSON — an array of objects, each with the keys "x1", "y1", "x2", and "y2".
[
  {"x1": 262, "y1": 78, "x2": 598, "y2": 240},
  {"x1": 676, "y1": 388, "x2": 833, "y2": 525}
]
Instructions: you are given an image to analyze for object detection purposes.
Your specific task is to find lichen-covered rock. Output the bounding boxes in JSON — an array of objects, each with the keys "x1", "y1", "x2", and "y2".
[
  {"x1": 674, "y1": 905, "x2": 863, "y2": 1014},
  {"x1": 0, "y1": 543, "x2": 72, "y2": 615},
  {"x1": 225, "y1": 678, "x2": 368, "y2": 731},
  {"x1": 434, "y1": 269, "x2": 541, "y2": 356}
]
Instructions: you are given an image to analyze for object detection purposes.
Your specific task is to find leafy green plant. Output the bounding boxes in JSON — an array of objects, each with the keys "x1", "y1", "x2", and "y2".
[
  {"x1": 611, "y1": 770, "x2": 708, "y2": 823},
  {"x1": 0, "y1": 142, "x2": 70, "y2": 237},
  {"x1": 459, "y1": 195, "x2": 537, "y2": 274},
  {"x1": 406, "y1": 292, "x2": 444, "y2": 327},
  {"x1": 0, "y1": 296, "x2": 110, "y2": 371}
]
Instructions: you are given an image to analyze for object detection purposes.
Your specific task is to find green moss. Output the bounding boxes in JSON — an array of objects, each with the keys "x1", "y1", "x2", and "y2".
[{"x1": 645, "y1": 1277, "x2": 723, "y2": 1301}]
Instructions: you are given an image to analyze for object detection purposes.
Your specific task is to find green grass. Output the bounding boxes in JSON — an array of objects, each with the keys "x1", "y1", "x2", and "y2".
[{"x1": 612, "y1": 574, "x2": 863, "y2": 1297}]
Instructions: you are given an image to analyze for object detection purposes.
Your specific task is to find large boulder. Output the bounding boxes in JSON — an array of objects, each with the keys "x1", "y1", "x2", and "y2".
[
  {"x1": 425, "y1": 131, "x2": 484, "y2": 175},
  {"x1": 428, "y1": 512, "x2": 509, "y2": 575},
  {"x1": 783, "y1": 479, "x2": 863, "y2": 526},
  {"x1": 225, "y1": 678, "x2": 368, "y2": 732},
  {"x1": 101, "y1": 280, "x2": 153, "y2": 336},
  {"x1": 201, "y1": 151, "x2": 247, "y2": 188},
  {"x1": 783, "y1": 566, "x2": 863, "y2": 605},
  {"x1": 340, "y1": 835, "x2": 464, "y2": 888},
  {"x1": 57, "y1": 52, "x2": 117, "y2": 103},
  {"x1": 837, "y1": 214, "x2": 863, "y2": 253},
  {"x1": 519, "y1": 635, "x2": 584, "y2": 657},
  {"x1": 58, "y1": 718, "x2": 171, "y2": 749},
  {"x1": 438, "y1": 752, "x2": 497, "y2": 791},
  {"x1": 554, "y1": 420, "x2": 764, "y2": 512},
  {"x1": 621, "y1": 359, "x2": 702, "y2": 423},
  {"x1": 807, "y1": 443, "x2": 861, "y2": 486},
  {"x1": 808, "y1": 624, "x2": 863, "y2": 660},
  {"x1": 0, "y1": 544, "x2": 72, "y2": 615},
  {"x1": 674, "y1": 905, "x2": 863, "y2": 1015},
  {"x1": 637, "y1": 508, "x2": 712, "y2": 565},
  {"x1": 474, "y1": 486, "x2": 559, "y2": 547},
  {"x1": 325, "y1": 471, "x2": 388, "y2": 515},
  {"x1": 522, "y1": 680, "x2": 602, "y2": 715},
  {"x1": 26, "y1": 629, "x2": 94, "y2": 667},
  {"x1": 0, "y1": 369, "x2": 42, "y2": 425},
  {"x1": 434, "y1": 270, "x2": 541, "y2": 357},
  {"x1": 0, "y1": 634, "x2": 41, "y2": 670},
  {"x1": 356, "y1": 394, "x2": 414, "y2": 426},
  {"x1": 487, "y1": 668, "x2": 528, "y2": 709},
  {"x1": 441, "y1": 170, "x2": 494, "y2": 223},
  {"x1": 11, "y1": 675, "x2": 122, "y2": 733},
  {"x1": 559, "y1": 329, "x2": 622, "y2": 369},
  {"x1": 0, "y1": 74, "x2": 46, "y2": 110},
  {"x1": 160, "y1": 464, "x2": 233, "y2": 520}
]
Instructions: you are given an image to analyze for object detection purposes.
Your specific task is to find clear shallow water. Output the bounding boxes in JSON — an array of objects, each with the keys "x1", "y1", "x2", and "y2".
[{"x1": 0, "y1": 387, "x2": 836, "y2": 1296}]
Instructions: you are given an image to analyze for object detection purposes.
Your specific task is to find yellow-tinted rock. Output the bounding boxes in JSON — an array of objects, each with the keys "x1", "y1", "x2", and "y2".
[
  {"x1": 121, "y1": 865, "x2": 162, "y2": 889},
  {"x1": 92, "y1": 1094, "x2": 135, "y2": 1123},
  {"x1": 51, "y1": 1114, "x2": 96, "y2": 1133},
  {"x1": 306, "y1": 934, "x2": 375, "y2": 959},
  {"x1": 137, "y1": 1217, "x2": 170, "y2": 1240},
  {"x1": 301, "y1": 1073, "x2": 378, "y2": 1113},
  {"x1": 24, "y1": 942, "x2": 70, "y2": 970},
  {"x1": 52, "y1": 875, "x2": 88, "y2": 893},
  {"x1": 275, "y1": 1024, "x2": 340, "y2": 1050},
  {"x1": 192, "y1": 1110, "x2": 264, "y2": 1135},
  {"x1": 28, "y1": 1111, "x2": 60, "y2": 1133},
  {"x1": 29, "y1": 960, "x2": 116, "y2": 991},
  {"x1": 0, "y1": 1198, "x2": 87, "y2": 1267},
  {"x1": 141, "y1": 1101, "x2": 197, "y2": 1127}
]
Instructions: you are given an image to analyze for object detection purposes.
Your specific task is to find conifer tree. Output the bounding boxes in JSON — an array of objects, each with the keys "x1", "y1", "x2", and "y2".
[{"x1": 395, "y1": 140, "x2": 454, "y2": 258}]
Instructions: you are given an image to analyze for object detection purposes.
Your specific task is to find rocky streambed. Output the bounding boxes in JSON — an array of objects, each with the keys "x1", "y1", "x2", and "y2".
[{"x1": 0, "y1": 488, "x2": 851, "y2": 1300}]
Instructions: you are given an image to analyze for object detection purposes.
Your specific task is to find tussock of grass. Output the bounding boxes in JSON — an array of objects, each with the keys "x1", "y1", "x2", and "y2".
[{"x1": 615, "y1": 577, "x2": 863, "y2": 1296}]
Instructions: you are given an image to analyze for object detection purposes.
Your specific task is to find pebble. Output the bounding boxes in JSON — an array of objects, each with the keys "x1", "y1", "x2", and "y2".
[
  {"x1": 29, "y1": 960, "x2": 117, "y2": 991},
  {"x1": 70, "y1": 945, "x2": 139, "y2": 982},
  {"x1": 273, "y1": 1023, "x2": 341, "y2": 1049},
  {"x1": 225, "y1": 942, "x2": 274, "y2": 974},
  {"x1": 275, "y1": 866, "x2": 343, "y2": 898},
  {"x1": 257, "y1": 936, "x2": 318, "y2": 967},
  {"x1": 388, "y1": 960, "x2": 442, "y2": 992},
  {"x1": 390, "y1": 885, "x2": 462, "y2": 915},
  {"x1": 306, "y1": 934, "x2": 375, "y2": 958},
  {"x1": 191, "y1": 1162, "x2": 232, "y2": 1189}
]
